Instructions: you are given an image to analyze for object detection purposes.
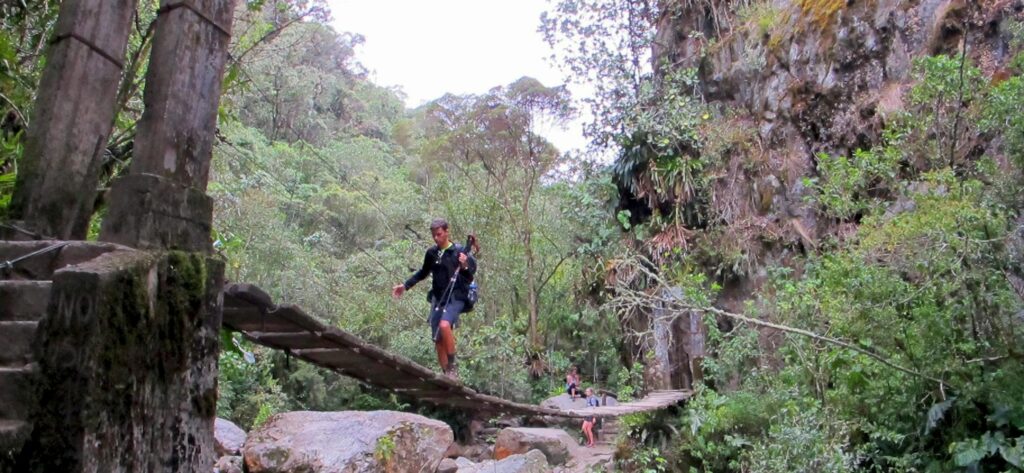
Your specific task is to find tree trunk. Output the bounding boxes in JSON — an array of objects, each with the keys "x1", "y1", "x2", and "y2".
[{"x1": 523, "y1": 197, "x2": 540, "y2": 348}]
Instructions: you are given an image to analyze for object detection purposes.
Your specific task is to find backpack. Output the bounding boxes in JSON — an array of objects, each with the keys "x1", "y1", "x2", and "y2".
[
  {"x1": 460, "y1": 234, "x2": 480, "y2": 313},
  {"x1": 463, "y1": 281, "x2": 479, "y2": 313}
]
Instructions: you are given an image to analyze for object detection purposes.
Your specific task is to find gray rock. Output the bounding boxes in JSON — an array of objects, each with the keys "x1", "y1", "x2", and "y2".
[
  {"x1": 214, "y1": 418, "x2": 246, "y2": 457},
  {"x1": 243, "y1": 410, "x2": 453, "y2": 473},
  {"x1": 457, "y1": 449, "x2": 550, "y2": 473},
  {"x1": 539, "y1": 393, "x2": 618, "y2": 412},
  {"x1": 494, "y1": 428, "x2": 576, "y2": 466},
  {"x1": 536, "y1": 393, "x2": 618, "y2": 429},
  {"x1": 437, "y1": 457, "x2": 459, "y2": 473},
  {"x1": 213, "y1": 455, "x2": 243, "y2": 473},
  {"x1": 446, "y1": 442, "x2": 491, "y2": 462}
]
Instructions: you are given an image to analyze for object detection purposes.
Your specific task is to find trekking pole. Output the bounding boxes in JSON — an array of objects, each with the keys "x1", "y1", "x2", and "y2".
[{"x1": 435, "y1": 234, "x2": 477, "y2": 312}]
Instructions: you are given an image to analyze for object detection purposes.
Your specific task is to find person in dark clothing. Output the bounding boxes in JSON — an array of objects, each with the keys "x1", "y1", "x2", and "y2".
[{"x1": 392, "y1": 218, "x2": 477, "y2": 379}]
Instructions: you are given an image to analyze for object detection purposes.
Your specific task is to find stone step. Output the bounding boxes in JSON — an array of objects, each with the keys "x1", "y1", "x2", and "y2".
[
  {"x1": 0, "y1": 240, "x2": 123, "y2": 280},
  {"x1": 0, "y1": 281, "x2": 51, "y2": 322},
  {"x1": 0, "y1": 419, "x2": 30, "y2": 466},
  {"x1": 0, "y1": 322, "x2": 38, "y2": 367},
  {"x1": 0, "y1": 367, "x2": 32, "y2": 421}
]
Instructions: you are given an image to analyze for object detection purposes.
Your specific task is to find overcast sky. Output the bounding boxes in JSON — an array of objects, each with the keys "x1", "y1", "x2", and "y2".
[{"x1": 327, "y1": 0, "x2": 588, "y2": 155}]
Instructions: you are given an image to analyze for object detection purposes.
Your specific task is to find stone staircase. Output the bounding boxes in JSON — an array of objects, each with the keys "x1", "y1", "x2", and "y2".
[
  {"x1": 0, "y1": 241, "x2": 123, "y2": 467},
  {"x1": 595, "y1": 418, "x2": 620, "y2": 447},
  {"x1": 0, "y1": 280, "x2": 48, "y2": 467}
]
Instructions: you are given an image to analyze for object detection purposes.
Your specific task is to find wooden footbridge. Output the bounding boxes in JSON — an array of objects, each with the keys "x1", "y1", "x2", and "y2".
[{"x1": 223, "y1": 283, "x2": 691, "y2": 418}]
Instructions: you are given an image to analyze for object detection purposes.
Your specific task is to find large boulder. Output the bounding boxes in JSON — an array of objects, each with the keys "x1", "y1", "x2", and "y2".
[
  {"x1": 535, "y1": 394, "x2": 618, "y2": 428},
  {"x1": 242, "y1": 411, "x2": 453, "y2": 472},
  {"x1": 214, "y1": 418, "x2": 247, "y2": 456},
  {"x1": 437, "y1": 457, "x2": 459, "y2": 473},
  {"x1": 539, "y1": 393, "x2": 616, "y2": 411},
  {"x1": 493, "y1": 428, "x2": 575, "y2": 465},
  {"x1": 445, "y1": 442, "x2": 491, "y2": 462},
  {"x1": 457, "y1": 449, "x2": 550, "y2": 473}
]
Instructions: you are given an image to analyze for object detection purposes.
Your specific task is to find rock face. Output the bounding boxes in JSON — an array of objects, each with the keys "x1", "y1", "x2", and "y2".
[
  {"x1": 215, "y1": 418, "x2": 247, "y2": 457},
  {"x1": 456, "y1": 449, "x2": 551, "y2": 473},
  {"x1": 630, "y1": 0, "x2": 1024, "y2": 390},
  {"x1": 242, "y1": 411, "x2": 452, "y2": 473},
  {"x1": 493, "y1": 428, "x2": 575, "y2": 466}
]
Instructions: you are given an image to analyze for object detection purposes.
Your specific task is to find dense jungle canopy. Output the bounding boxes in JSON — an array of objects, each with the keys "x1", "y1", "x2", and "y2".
[{"x1": 1, "y1": 0, "x2": 1023, "y2": 471}]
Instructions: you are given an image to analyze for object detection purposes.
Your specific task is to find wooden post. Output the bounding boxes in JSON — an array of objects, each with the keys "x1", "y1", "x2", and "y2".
[
  {"x1": 6, "y1": 0, "x2": 137, "y2": 239},
  {"x1": 100, "y1": 0, "x2": 237, "y2": 252}
]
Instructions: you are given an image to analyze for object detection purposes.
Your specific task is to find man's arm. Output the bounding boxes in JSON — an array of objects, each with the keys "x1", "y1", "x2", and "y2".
[
  {"x1": 405, "y1": 249, "x2": 434, "y2": 289},
  {"x1": 393, "y1": 249, "x2": 433, "y2": 298}
]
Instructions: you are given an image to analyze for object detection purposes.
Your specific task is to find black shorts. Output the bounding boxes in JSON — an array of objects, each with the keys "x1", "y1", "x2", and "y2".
[{"x1": 429, "y1": 298, "x2": 464, "y2": 342}]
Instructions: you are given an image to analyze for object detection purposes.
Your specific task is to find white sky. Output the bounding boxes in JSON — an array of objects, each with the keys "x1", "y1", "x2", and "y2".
[{"x1": 327, "y1": 0, "x2": 589, "y2": 155}]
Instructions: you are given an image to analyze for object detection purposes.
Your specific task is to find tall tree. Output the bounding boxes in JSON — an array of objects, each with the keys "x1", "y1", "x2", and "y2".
[{"x1": 423, "y1": 77, "x2": 574, "y2": 348}]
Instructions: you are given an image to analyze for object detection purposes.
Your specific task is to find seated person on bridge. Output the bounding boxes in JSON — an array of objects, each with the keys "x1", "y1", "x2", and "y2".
[
  {"x1": 392, "y1": 218, "x2": 477, "y2": 379},
  {"x1": 582, "y1": 387, "x2": 600, "y2": 447},
  {"x1": 566, "y1": 366, "x2": 581, "y2": 401}
]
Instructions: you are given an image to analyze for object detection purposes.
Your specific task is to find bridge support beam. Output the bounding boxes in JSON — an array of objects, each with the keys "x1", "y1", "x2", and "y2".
[
  {"x1": 100, "y1": 0, "x2": 236, "y2": 252},
  {"x1": 19, "y1": 250, "x2": 223, "y2": 472},
  {"x1": 6, "y1": 0, "x2": 137, "y2": 240}
]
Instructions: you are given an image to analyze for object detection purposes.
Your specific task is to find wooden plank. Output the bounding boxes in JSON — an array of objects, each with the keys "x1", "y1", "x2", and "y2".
[
  {"x1": 223, "y1": 283, "x2": 275, "y2": 310},
  {"x1": 322, "y1": 328, "x2": 440, "y2": 381},
  {"x1": 222, "y1": 308, "x2": 305, "y2": 333},
  {"x1": 294, "y1": 348, "x2": 367, "y2": 367},
  {"x1": 248, "y1": 332, "x2": 336, "y2": 349},
  {"x1": 271, "y1": 305, "x2": 327, "y2": 333}
]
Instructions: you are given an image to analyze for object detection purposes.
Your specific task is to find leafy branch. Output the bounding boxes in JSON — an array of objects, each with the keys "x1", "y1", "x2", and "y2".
[{"x1": 606, "y1": 253, "x2": 956, "y2": 391}]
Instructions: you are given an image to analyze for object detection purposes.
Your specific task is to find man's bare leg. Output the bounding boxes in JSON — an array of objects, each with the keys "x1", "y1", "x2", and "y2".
[
  {"x1": 438, "y1": 320, "x2": 457, "y2": 377},
  {"x1": 435, "y1": 340, "x2": 448, "y2": 372}
]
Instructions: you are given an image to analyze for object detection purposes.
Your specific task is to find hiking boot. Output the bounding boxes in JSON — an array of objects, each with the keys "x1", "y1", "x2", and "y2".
[{"x1": 444, "y1": 362, "x2": 460, "y2": 381}]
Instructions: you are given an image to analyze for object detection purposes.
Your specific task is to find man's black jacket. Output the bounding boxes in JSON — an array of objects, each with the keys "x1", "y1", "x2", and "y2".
[{"x1": 403, "y1": 243, "x2": 477, "y2": 303}]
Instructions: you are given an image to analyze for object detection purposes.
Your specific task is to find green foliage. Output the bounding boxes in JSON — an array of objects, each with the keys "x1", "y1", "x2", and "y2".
[
  {"x1": 212, "y1": 14, "x2": 628, "y2": 414},
  {"x1": 0, "y1": 132, "x2": 20, "y2": 216},
  {"x1": 374, "y1": 431, "x2": 397, "y2": 466},
  {"x1": 217, "y1": 345, "x2": 288, "y2": 430},
  {"x1": 541, "y1": 0, "x2": 660, "y2": 150},
  {"x1": 698, "y1": 169, "x2": 1023, "y2": 471},
  {"x1": 673, "y1": 388, "x2": 774, "y2": 471},
  {"x1": 952, "y1": 432, "x2": 1024, "y2": 471},
  {"x1": 611, "y1": 67, "x2": 711, "y2": 214},
  {"x1": 617, "y1": 445, "x2": 668, "y2": 473},
  {"x1": 805, "y1": 142, "x2": 901, "y2": 220},
  {"x1": 743, "y1": 402, "x2": 856, "y2": 473}
]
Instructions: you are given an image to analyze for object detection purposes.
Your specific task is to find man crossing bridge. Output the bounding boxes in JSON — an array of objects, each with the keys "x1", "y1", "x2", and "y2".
[{"x1": 392, "y1": 218, "x2": 477, "y2": 379}]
